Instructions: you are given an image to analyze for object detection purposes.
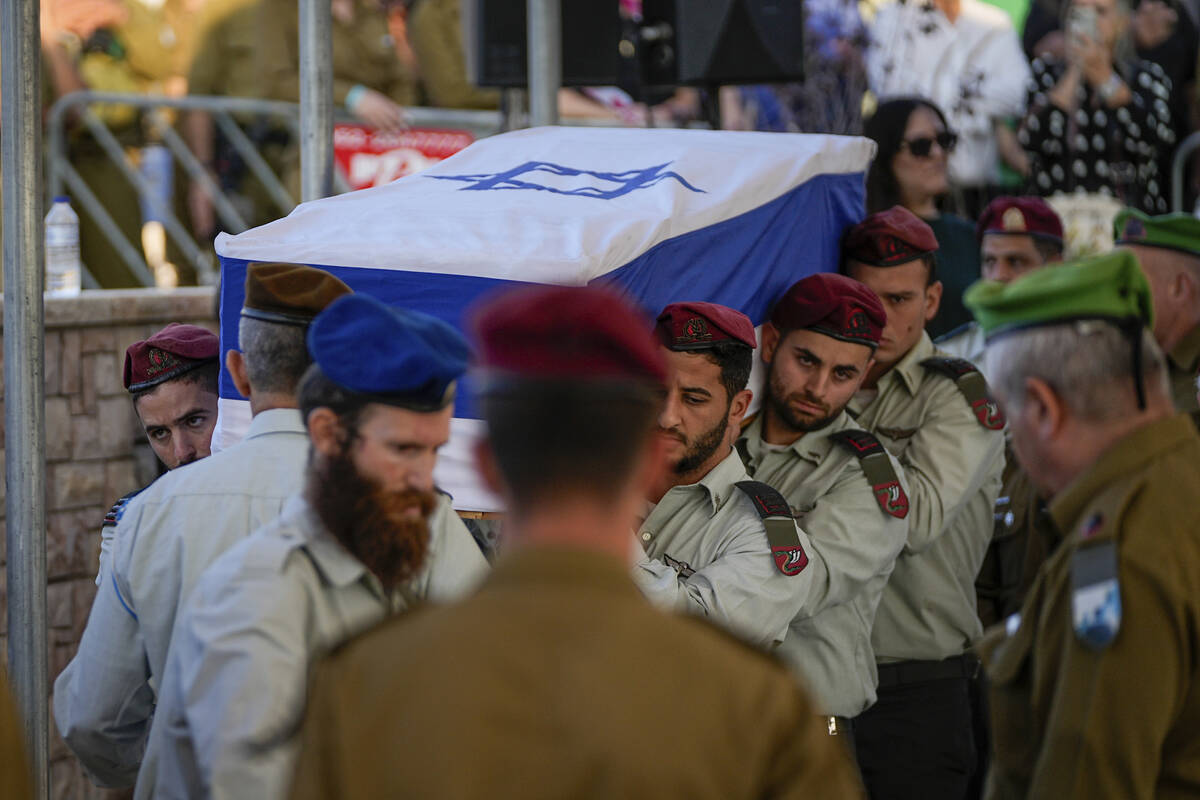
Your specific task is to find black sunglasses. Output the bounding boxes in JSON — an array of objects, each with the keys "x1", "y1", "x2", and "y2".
[{"x1": 902, "y1": 132, "x2": 958, "y2": 157}]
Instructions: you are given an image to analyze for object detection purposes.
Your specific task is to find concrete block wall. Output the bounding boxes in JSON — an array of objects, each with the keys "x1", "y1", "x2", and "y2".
[{"x1": 0, "y1": 287, "x2": 218, "y2": 798}]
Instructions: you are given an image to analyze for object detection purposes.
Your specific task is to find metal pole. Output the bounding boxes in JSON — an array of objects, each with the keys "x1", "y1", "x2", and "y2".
[
  {"x1": 527, "y1": 0, "x2": 560, "y2": 127},
  {"x1": 1170, "y1": 131, "x2": 1200, "y2": 214},
  {"x1": 1, "y1": 0, "x2": 49, "y2": 794},
  {"x1": 299, "y1": 0, "x2": 333, "y2": 201}
]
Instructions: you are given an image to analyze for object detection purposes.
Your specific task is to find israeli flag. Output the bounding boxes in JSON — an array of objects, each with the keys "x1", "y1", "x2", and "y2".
[{"x1": 215, "y1": 126, "x2": 875, "y2": 511}]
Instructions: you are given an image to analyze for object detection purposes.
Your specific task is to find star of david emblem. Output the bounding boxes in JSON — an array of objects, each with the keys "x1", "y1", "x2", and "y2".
[{"x1": 429, "y1": 160, "x2": 705, "y2": 200}]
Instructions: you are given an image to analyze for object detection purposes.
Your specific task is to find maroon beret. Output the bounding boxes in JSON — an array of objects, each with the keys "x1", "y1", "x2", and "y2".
[
  {"x1": 654, "y1": 301, "x2": 756, "y2": 351},
  {"x1": 843, "y1": 206, "x2": 939, "y2": 267},
  {"x1": 976, "y1": 196, "x2": 1064, "y2": 244},
  {"x1": 471, "y1": 285, "x2": 667, "y2": 385},
  {"x1": 124, "y1": 323, "x2": 219, "y2": 393},
  {"x1": 771, "y1": 273, "x2": 886, "y2": 347}
]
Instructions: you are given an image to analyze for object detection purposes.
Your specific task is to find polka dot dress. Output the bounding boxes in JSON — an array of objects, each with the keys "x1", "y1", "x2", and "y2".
[{"x1": 1018, "y1": 57, "x2": 1174, "y2": 213}]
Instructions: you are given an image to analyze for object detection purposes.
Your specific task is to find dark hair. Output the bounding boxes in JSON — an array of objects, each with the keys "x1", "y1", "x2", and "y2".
[
  {"x1": 841, "y1": 251, "x2": 938, "y2": 286},
  {"x1": 296, "y1": 363, "x2": 373, "y2": 436},
  {"x1": 863, "y1": 97, "x2": 951, "y2": 214},
  {"x1": 480, "y1": 378, "x2": 661, "y2": 508},
  {"x1": 699, "y1": 341, "x2": 752, "y2": 405},
  {"x1": 131, "y1": 360, "x2": 220, "y2": 406},
  {"x1": 1034, "y1": 237, "x2": 1065, "y2": 262}
]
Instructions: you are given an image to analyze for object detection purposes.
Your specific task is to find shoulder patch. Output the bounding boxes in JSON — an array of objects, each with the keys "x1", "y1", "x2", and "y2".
[
  {"x1": 920, "y1": 357, "x2": 1006, "y2": 431},
  {"x1": 733, "y1": 480, "x2": 808, "y2": 577},
  {"x1": 102, "y1": 487, "x2": 145, "y2": 528},
  {"x1": 829, "y1": 429, "x2": 909, "y2": 519},
  {"x1": 1071, "y1": 537, "x2": 1121, "y2": 650}
]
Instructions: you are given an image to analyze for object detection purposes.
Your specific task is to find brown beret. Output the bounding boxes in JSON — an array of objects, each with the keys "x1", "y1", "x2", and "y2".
[
  {"x1": 471, "y1": 285, "x2": 668, "y2": 385},
  {"x1": 654, "y1": 301, "x2": 756, "y2": 351},
  {"x1": 843, "y1": 206, "x2": 939, "y2": 267},
  {"x1": 242, "y1": 262, "x2": 352, "y2": 325},
  {"x1": 124, "y1": 323, "x2": 219, "y2": 393},
  {"x1": 976, "y1": 196, "x2": 1063, "y2": 244},
  {"x1": 771, "y1": 273, "x2": 886, "y2": 347}
]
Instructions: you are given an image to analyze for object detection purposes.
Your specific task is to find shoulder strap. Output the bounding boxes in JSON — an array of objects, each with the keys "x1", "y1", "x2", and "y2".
[
  {"x1": 733, "y1": 480, "x2": 809, "y2": 577},
  {"x1": 828, "y1": 429, "x2": 910, "y2": 520},
  {"x1": 920, "y1": 356, "x2": 1006, "y2": 431},
  {"x1": 101, "y1": 487, "x2": 145, "y2": 529}
]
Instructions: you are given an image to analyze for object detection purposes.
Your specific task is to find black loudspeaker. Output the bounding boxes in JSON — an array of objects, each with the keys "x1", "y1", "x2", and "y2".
[
  {"x1": 463, "y1": 0, "x2": 623, "y2": 87},
  {"x1": 638, "y1": 0, "x2": 804, "y2": 87}
]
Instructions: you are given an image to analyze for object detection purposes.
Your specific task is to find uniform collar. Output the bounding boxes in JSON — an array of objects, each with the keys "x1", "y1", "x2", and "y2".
[
  {"x1": 281, "y1": 493, "x2": 370, "y2": 589},
  {"x1": 665, "y1": 447, "x2": 749, "y2": 517},
  {"x1": 244, "y1": 407, "x2": 307, "y2": 440},
  {"x1": 1049, "y1": 414, "x2": 1197, "y2": 533},
  {"x1": 484, "y1": 545, "x2": 638, "y2": 596},
  {"x1": 738, "y1": 410, "x2": 855, "y2": 467},
  {"x1": 851, "y1": 332, "x2": 933, "y2": 415},
  {"x1": 1169, "y1": 324, "x2": 1200, "y2": 374}
]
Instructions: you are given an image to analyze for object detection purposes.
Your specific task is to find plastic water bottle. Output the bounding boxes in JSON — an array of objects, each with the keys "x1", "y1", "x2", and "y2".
[{"x1": 45, "y1": 197, "x2": 82, "y2": 297}]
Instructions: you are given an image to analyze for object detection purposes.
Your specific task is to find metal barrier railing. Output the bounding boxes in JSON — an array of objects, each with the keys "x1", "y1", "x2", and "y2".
[
  {"x1": 1171, "y1": 130, "x2": 1200, "y2": 215},
  {"x1": 46, "y1": 91, "x2": 507, "y2": 288}
]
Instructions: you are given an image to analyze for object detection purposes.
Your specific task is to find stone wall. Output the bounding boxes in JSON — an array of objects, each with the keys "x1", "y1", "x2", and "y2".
[{"x1": 0, "y1": 287, "x2": 218, "y2": 799}]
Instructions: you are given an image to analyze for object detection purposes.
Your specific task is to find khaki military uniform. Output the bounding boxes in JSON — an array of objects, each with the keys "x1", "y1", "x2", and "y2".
[
  {"x1": 847, "y1": 333, "x2": 1006, "y2": 661},
  {"x1": 256, "y1": 0, "x2": 417, "y2": 109},
  {"x1": 633, "y1": 449, "x2": 831, "y2": 648},
  {"x1": 138, "y1": 492, "x2": 489, "y2": 799},
  {"x1": 408, "y1": 0, "x2": 500, "y2": 109},
  {"x1": 288, "y1": 546, "x2": 865, "y2": 800},
  {"x1": 737, "y1": 413, "x2": 909, "y2": 717},
  {"x1": 980, "y1": 414, "x2": 1200, "y2": 800},
  {"x1": 935, "y1": 321, "x2": 988, "y2": 376},
  {"x1": 1168, "y1": 324, "x2": 1200, "y2": 427}
]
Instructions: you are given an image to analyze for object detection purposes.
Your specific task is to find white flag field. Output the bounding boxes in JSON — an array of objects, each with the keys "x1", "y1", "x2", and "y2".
[{"x1": 214, "y1": 126, "x2": 876, "y2": 511}]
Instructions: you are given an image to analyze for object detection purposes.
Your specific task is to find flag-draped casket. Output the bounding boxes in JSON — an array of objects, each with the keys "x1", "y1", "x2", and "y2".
[{"x1": 214, "y1": 126, "x2": 876, "y2": 511}]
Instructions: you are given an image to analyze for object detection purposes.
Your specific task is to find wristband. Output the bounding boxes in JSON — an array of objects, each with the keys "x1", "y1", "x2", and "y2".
[{"x1": 345, "y1": 84, "x2": 367, "y2": 113}]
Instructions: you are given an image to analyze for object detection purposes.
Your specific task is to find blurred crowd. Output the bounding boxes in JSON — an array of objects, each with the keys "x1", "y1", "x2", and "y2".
[{"x1": 17, "y1": 0, "x2": 1200, "y2": 290}]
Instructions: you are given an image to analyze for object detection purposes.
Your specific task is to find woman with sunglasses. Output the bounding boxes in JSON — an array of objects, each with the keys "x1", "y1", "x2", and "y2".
[{"x1": 864, "y1": 97, "x2": 979, "y2": 339}]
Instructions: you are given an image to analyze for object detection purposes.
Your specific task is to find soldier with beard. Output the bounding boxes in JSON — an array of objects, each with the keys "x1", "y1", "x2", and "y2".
[
  {"x1": 736, "y1": 273, "x2": 908, "y2": 752},
  {"x1": 632, "y1": 301, "x2": 829, "y2": 649},
  {"x1": 140, "y1": 293, "x2": 489, "y2": 799},
  {"x1": 286, "y1": 285, "x2": 865, "y2": 799}
]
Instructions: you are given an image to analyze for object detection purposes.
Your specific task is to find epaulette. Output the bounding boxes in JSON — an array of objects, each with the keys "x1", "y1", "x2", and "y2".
[
  {"x1": 920, "y1": 357, "x2": 1006, "y2": 431},
  {"x1": 933, "y1": 320, "x2": 975, "y2": 345},
  {"x1": 733, "y1": 480, "x2": 809, "y2": 577},
  {"x1": 828, "y1": 429, "x2": 910, "y2": 519},
  {"x1": 101, "y1": 487, "x2": 145, "y2": 528}
]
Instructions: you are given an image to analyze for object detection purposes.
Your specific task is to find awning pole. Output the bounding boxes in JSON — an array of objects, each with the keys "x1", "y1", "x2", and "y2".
[
  {"x1": 299, "y1": 0, "x2": 334, "y2": 201},
  {"x1": 527, "y1": 0, "x2": 561, "y2": 127}
]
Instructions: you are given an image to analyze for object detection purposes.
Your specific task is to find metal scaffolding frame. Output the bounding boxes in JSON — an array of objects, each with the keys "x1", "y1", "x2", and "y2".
[{"x1": 1, "y1": 1, "x2": 558, "y2": 796}]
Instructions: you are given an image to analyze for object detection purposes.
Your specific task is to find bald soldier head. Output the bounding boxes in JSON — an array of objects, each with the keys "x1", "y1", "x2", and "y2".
[{"x1": 967, "y1": 251, "x2": 1172, "y2": 498}]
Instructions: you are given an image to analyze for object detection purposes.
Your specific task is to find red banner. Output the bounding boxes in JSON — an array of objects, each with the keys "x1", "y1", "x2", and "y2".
[{"x1": 333, "y1": 125, "x2": 474, "y2": 191}]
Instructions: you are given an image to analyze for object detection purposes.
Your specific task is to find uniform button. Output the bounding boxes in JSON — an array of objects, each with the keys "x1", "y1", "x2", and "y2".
[{"x1": 640, "y1": 532, "x2": 652, "y2": 542}]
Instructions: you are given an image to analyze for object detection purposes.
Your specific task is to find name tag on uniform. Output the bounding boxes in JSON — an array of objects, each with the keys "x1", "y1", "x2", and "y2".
[{"x1": 1071, "y1": 539, "x2": 1121, "y2": 650}]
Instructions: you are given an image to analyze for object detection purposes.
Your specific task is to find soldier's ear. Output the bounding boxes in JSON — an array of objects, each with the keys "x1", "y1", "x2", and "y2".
[
  {"x1": 761, "y1": 323, "x2": 780, "y2": 364},
  {"x1": 924, "y1": 280, "x2": 944, "y2": 322},
  {"x1": 307, "y1": 407, "x2": 344, "y2": 458},
  {"x1": 1024, "y1": 376, "x2": 1064, "y2": 436},
  {"x1": 226, "y1": 350, "x2": 251, "y2": 398},
  {"x1": 473, "y1": 436, "x2": 505, "y2": 496}
]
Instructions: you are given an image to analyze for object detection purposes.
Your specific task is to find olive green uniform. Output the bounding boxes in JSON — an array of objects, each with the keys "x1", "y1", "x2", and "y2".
[
  {"x1": 407, "y1": 0, "x2": 500, "y2": 109},
  {"x1": 847, "y1": 333, "x2": 1006, "y2": 661},
  {"x1": 288, "y1": 546, "x2": 865, "y2": 800},
  {"x1": 980, "y1": 414, "x2": 1200, "y2": 799},
  {"x1": 1168, "y1": 324, "x2": 1200, "y2": 427},
  {"x1": 256, "y1": 0, "x2": 417, "y2": 109},
  {"x1": 633, "y1": 449, "x2": 831, "y2": 649},
  {"x1": 737, "y1": 413, "x2": 909, "y2": 718}
]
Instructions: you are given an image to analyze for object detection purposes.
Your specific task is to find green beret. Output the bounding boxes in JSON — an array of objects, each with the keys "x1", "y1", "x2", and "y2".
[
  {"x1": 1113, "y1": 209, "x2": 1200, "y2": 258},
  {"x1": 242, "y1": 263, "x2": 352, "y2": 326},
  {"x1": 964, "y1": 250, "x2": 1154, "y2": 342}
]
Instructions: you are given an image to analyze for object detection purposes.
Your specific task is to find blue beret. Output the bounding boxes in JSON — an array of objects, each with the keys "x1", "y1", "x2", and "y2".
[{"x1": 307, "y1": 294, "x2": 469, "y2": 411}]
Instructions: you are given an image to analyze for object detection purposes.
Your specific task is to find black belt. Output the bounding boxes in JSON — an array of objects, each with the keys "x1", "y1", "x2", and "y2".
[{"x1": 876, "y1": 654, "x2": 980, "y2": 690}]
